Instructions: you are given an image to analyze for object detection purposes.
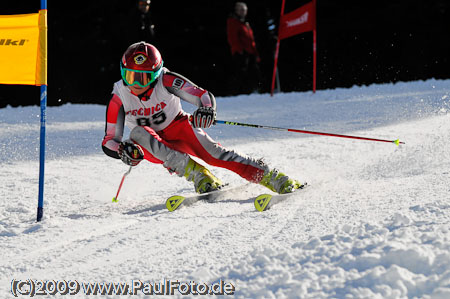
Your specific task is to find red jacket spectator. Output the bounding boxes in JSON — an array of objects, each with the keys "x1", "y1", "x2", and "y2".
[
  {"x1": 227, "y1": 14, "x2": 259, "y2": 57},
  {"x1": 226, "y1": 2, "x2": 262, "y2": 95}
]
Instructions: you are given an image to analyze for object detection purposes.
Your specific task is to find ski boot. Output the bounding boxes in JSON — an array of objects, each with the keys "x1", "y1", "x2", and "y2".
[
  {"x1": 259, "y1": 169, "x2": 304, "y2": 194},
  {"x1": 184, "y1": 158, "x2": 224, "y2": 194}
]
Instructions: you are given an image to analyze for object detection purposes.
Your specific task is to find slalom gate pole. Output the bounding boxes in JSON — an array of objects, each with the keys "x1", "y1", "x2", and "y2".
[
  {"x1": 37, "y1": 0, "x2": 48, "y2": 222},
  {"x1": 37, "y1": 86, "x2": 47, "y2": 221},
  {"x1": 215, "y1": 120, "x2": 404, "y2": 145},
  {"x1": 112, "y1": 166, "x2": 133, "y2": 203}
]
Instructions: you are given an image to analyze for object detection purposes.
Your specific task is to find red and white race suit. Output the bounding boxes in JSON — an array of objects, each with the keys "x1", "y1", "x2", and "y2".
[{"x1": 102, "y1": 68, "x2": 268, "y2": 183}]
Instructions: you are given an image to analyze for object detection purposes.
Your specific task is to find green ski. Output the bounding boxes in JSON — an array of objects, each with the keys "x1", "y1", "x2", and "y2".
[
  {"x1": 166, "y1": 184, "x2": 250, "y2": 212},
  {"x1": 254, "y1": 183, "x2": 308, "y2": 212}
]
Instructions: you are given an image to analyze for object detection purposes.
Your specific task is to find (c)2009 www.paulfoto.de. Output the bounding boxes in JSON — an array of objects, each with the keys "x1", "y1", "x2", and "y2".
[{"x1": 11, "y1": 279, "x2": 236, "y2": 296}]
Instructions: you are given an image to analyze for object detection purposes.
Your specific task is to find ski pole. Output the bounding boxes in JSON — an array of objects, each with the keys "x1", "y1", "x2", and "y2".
[
  {"x1": 112, "y1": 166, "x2": 133, "y2": 203},
  {"x1": 215, "y1": 120, "x2": 405, "y2": 145}
]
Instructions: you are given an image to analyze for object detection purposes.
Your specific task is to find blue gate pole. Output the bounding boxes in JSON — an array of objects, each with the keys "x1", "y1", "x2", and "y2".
[
  {"x1": 37, "y1": 85, "x2": 47, "y2": 222},
  {"x1": 37, "y1": 0, "x2": 47, "y2": 222}
]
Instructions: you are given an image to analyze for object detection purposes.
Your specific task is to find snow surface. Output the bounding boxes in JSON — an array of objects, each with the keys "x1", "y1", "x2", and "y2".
[{"x1": 1, "y1": 79, "x2": 450, "y2": 298}]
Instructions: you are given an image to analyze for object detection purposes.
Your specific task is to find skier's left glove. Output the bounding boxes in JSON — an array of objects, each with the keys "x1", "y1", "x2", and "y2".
[
  {"x1": 118, "y1": 141, "x2": 144, "y2": 166},
  {"x1": 192, "y1": 106, "x2": 216, "y2": 129}
]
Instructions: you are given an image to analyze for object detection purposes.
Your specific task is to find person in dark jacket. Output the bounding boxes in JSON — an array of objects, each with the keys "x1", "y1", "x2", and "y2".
[
  {"x1": 137, "y1": 0, "x2": 155, "y2": 42},
  {"x1": 226, "y1": 2, "x2": 262, "y2": 95}
]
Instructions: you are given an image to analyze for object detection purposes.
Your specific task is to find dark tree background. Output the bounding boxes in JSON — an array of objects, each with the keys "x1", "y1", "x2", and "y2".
[{"x1": 0, "y1": 0, "x2": 449, "y2": 108}]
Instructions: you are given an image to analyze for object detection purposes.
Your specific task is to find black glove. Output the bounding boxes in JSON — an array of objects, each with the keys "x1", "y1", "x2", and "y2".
[
  {"x1": 192, "y1": 106, "x2": 216, "y2": 129},
  {"x1": 118, "y1": 141, "x2": 144, "y2": 166}
]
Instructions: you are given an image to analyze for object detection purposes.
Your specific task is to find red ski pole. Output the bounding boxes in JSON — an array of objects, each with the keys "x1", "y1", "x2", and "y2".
[
  {"x1": 112, "y1": 166, "x2": 133, "y2": 202},
  {"x1": 215, "y1": 120, "x2": 405, "y2": 145}
]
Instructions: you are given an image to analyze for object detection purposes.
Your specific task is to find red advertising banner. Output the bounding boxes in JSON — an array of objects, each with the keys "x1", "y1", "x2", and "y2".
[
  {"x1": 279, "y1": 1, "x2": 315, "y2": 40},
  {"x1": 271, "y1": 0, "x2": 317, "y2": 96}
]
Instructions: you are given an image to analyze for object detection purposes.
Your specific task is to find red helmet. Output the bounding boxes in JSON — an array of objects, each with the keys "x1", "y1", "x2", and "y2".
[{"x1": 120, "y1": 42, "x2": 163, "y2": 87}]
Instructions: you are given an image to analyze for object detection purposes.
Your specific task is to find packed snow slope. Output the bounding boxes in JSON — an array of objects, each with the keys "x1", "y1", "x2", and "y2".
[{"x1": 1, "y1": 79, "x2": 450, "y2": 298}]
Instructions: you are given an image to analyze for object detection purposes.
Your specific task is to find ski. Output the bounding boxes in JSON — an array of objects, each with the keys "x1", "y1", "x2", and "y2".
[
  {"x1": 166, "y1": 184, "x2": 250, "y2": 212},
  {"x1": 254, "y1": 183, "x2": 308, "y2": 212}
]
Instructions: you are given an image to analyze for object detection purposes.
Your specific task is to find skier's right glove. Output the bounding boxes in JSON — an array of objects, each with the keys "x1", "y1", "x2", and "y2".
[
  {"x1": 192, "y1": 106, "x2": 216, "y2": 129},
  {"x1": 118, "y1": 141, "x2": 144, "y2": 166}
]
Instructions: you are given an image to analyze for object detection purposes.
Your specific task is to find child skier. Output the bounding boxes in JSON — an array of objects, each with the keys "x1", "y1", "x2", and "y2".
[{"x1": 102, "y1": 41, "x2": 304, "y2": 194}]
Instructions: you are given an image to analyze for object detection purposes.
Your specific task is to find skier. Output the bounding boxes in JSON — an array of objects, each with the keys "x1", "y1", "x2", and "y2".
[{"x1": 102, "y1": 41, "x2": 304, "y2": 195}]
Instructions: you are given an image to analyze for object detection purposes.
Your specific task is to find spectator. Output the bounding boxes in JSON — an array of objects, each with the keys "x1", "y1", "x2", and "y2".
[
  {"x1": 226, "y1": 2, "x2": 262, "y2": 95},
  {"x1": 137, "y1": 0, "x2": 155, "y2": 42}
]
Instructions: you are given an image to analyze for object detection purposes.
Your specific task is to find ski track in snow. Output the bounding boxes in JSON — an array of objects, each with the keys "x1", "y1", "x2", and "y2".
[{"x1": 1, "y1": 79, "x2": 450, "y2": 298}]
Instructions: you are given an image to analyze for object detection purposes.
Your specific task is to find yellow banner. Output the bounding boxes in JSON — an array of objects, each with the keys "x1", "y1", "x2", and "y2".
[{"x1": 0, "y1": 10, "x2": 47, "y2": 86}]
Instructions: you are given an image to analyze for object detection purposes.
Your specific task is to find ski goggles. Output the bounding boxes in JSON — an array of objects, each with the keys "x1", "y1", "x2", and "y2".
[{"x1": 120, "y1": 62, "x2": 163, "y2": 88}]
